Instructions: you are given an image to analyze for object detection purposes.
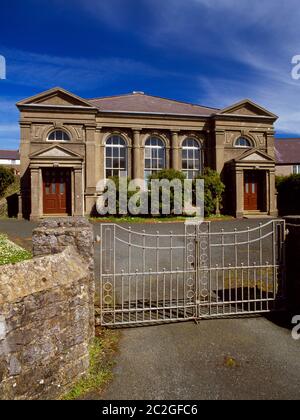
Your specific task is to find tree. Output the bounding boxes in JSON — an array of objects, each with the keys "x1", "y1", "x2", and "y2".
[
  {"x1": 0, "y1": 166, "x2": 15, "y2": 197},
  {"x1": 195, "y1": 168, "x2": 225, "y2": 217},
  {"x1": 276, "y1": 174, "x2": 300, "y2": 215}
]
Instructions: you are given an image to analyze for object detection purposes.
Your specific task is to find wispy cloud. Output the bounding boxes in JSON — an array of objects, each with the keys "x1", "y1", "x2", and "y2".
[
  {"x1": 72, "y1": 0, "x2": 300, "y2": 134},
  {"x1": 0, "y1": 47, "x2": 162, "y2": 92}
]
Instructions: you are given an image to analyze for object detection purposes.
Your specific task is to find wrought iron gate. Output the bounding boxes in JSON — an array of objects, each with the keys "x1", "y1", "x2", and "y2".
[{"x1": 99, "y1": 220, "x2": 286, "y2": 326}]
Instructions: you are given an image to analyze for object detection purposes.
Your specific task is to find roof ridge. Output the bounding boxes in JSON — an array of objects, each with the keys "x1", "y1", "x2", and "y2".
[{"x1": 88, "y1": 92, "x2": 219, "y2": 110}]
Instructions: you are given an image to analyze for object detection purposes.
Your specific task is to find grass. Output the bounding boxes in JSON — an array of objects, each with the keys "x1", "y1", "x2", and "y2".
[
  {"x1": 61, "y1": 328, "x2": 120, "y2": 400},
  {"x1": 90, "y1": 214, "x2": 233, "y2": 224},
  {"x1": 0, "y1": 233, "x2": 32, "y2": 265}
]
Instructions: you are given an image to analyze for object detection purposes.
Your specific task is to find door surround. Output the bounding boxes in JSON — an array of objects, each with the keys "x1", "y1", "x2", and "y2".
[
  {"x1": 229, "y1": 148, "x2": 277, "y2": 218},
  {"x1": 28, "y1": 145, "x2": 84, "y2": 220}
]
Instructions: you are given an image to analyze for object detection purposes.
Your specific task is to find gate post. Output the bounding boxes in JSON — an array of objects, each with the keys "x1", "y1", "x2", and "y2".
[
  {"x1": 284, "y1": 216, "x2": 300, "y2": 314},
  {"x1": 32, "y1": 217, "x2": 95, "y2": 340}
]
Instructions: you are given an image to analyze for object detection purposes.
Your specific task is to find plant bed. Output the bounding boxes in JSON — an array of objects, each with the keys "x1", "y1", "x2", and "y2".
[{"x1": 0, "y1": 233, "x2": 32, "y2": 265}]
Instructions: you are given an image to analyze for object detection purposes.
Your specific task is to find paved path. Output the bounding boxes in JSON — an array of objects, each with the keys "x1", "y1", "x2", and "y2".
[
  {"x1": 95, "y1": 316, "x2": 300, "y2": 400},
  {"x1": 0, "y1": 219, "x2": 38, "y2": 250}
]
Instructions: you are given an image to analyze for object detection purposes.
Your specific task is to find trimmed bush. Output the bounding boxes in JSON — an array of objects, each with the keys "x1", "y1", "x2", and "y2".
[
  {"x1": 0, "y1": 166, "x2": 15, "y2": 197},
  {"x1": 195, "y1": 168, "x2": 225, "y2": 217},
  {"x1": 276, "y1": 174, "x2": 300, "y2": 215},
  {"x1": 148, "y1": 169, "x2": 186, "y2": 216}
]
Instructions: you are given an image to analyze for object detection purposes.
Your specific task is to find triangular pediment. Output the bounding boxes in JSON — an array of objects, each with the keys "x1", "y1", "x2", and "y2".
[
  {"x1": 220, "y1": 100, "x2": 277, "y2": 119},
  {"x1": 235, "y1": 149, "x2": 275, "y2": 163},
  {"x1": 30, "y1": 145, "x2": 83, "y2": 159},
  {"x1": 17, "y1": 87, "x2": 95, "y2": 108}
]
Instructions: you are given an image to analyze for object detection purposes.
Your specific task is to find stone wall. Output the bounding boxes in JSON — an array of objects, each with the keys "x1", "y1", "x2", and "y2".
[
  {"x1": 285, "y1": 216, "x2": 300, "y2": 313},
  {"x1": 32, "y1": 217, "x2": 95, "y2": 340},
  {"x1": 0, "y1": 247, "x2": 91, "y2": 400}
]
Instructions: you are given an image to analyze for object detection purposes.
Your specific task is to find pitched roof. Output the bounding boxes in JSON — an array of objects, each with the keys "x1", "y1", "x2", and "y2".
[
  {"x1": 275, "y1": 138, "x2": 300, "y2": 164},
  {"x1": 88, "y1": 92, "x2": 219, "y2": 116},
  {"x1": 0, "y1": 150, "x2": 20, "y2": 160}
]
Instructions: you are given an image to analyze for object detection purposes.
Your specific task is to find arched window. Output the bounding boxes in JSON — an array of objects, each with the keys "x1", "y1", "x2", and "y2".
[
  {"x1": 144, "y1": 137, "x2": 166, "y2": 179},
  {"x1": 105, "y1": 135, "x2": 127, "y2": 178},
  {"x1": 182, "y1": 138, "x2": 202, "y2": 179},
  {"x1": 47, "y1": 130, "x2": 70, "y2": 142},
  {"x1": 234, "y1": 137, "x2": 253, "y2": 148}
]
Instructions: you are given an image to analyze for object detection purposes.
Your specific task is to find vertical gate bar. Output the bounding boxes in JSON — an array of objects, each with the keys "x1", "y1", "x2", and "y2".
[
  {"x1": 100, "y1": 224, "x2": 103, "y2": 323},
  {"x1": 113, "y1": 225, "x2": 116, "y2": 325},
  {"x1": 254, "y1": 262, "x2": 257, "y2": 312},
  {"x1": 259, "y1": 223, "x2": 263, "y2": 312},
  {"x1": 135, "y1": 269, "x2": 138, "y2": 323},
  {"x1": 195, "y1": 227, "x2": 198, "y2": 320},
  {"x1": 228, "y1": 264, "x2": 232, "y2": 314},
  {"x1": 241, "y1": 263, "x2": 244, "y2": 312},
  {"x1": 216, "y1": 264, "x2": 219, "y2": 315},
  {"x1": 272, "y1": 221, "x2": 276, "y2": 302},
  {"x1": 149, "y1": 268, "x2": 152, "y2": 321},
  {"x1": 184, "y1": 227, "x2": 186, "y2": 319},
  {"x1": 156, "y1": 231, "x2": 159, "y2": 320},
  {"x1": 121, "y1": 269, "x2": 124, "y2": 324},
  {"x1": 142, "y1": 230, "x2": 146, "y2": 322},
  {"x1": 163, "y1": 268, "x2": 166, "y2": 320},
  {"x1": 247, "y1": 226, "x2": 250, "y2": 313},
  {"x1": 280, "y1": 220, "x2": 286, "y2": 301},
  {"x1": 170, "y1": 231, "x2": 173, "y2": 320},
  {"x1": 221, "y1": 229, "x2": 225, "y2": 314},
  {"x1": 266, "y1": 262, "x2": 269, "y2": 311},
  {"x1": 176, "y1": 267, "x2": 179, "y2": 319},
  {"x1": 128, "y1": 227, "x2": 131, "y2": 323},
  {"x1": 208, "y1": 222, "x2": 212, "y2": 316},
  {"x1": 234, "y1": 228, "x2": 238, "y2": 313}
]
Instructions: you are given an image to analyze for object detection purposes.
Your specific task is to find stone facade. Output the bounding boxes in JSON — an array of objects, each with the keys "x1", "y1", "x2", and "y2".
[
  {"x1": 0, "y1": 247, "x2": 91, "y2": 400},
  {"x1": 17, "y1": 87, "x2": 279, "y2": 219}
]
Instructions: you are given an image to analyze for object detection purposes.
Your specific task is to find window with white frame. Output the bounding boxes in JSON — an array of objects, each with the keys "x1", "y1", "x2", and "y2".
[
  {"x1": 234, "y1": 137, "x2": 253, "y2": 148},
  {"x1": 182, "y1": 138, "x2": 202, "y2": 179},
  {"x1": 105, "y1": 135, "x2": 127, "y2": 178},
  {"x1": 47, "y1": 130, "x2": 71, "y2": 142},
  {"x1": 144, "y1": 137, "x2": 166, "y2": 179},
  {"x1": 293, "y1": 165, "x2": 300, "y2": 174}
]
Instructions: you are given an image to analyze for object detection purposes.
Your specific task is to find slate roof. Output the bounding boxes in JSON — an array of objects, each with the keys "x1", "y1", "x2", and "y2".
[
  {"x1": 0, "y1": 150, "x2": 20, "y2": 160},
  {"x1": 275, "y1": 138, "x2": 300, "y2": 164},
  {"x1": 88, "y1": 92, "x2": 219, "y2": 116}
]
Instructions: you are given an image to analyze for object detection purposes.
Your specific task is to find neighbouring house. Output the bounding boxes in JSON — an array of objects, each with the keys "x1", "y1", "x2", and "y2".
[
  {"x1": 275, "y1": 138, "x2": 300, "y2": 176},
  {"x1": 17, "y1": 87, "x2": 278, "y2": 220},
  {"x1": 0, "y1": 149, "x2": 20, "y2": 174}
]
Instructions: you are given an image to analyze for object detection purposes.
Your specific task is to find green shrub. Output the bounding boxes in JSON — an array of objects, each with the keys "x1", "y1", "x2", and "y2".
[
  {"x1": 101, "y1": 176, "x2": 138, "y2": 216},
  {"x1": 195, "y1": 168, "x2": 225, "y2": 217},
  {"x1": 276, "y1": 174, "x2": 300, "y2": 215},
  {"x1": 148, "y1": 169, "x2": 186, "y2": 216},
  {"x1": 0, "y1": 166, "x2": 15, "y2": 197}
]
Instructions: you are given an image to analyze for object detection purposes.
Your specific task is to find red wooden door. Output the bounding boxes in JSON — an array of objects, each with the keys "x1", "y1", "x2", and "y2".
[
  {"x1": 43, "y1": 169, "x2": 71, "y2": 214},
  {"x1": 244, "y1": 172, "x2": 261, "y2": 211}
]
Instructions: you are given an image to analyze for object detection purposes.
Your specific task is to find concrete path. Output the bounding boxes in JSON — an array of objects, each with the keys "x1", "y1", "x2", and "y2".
[{"x1": 96, "y1": 316, "x2": 300, "y2": 400}]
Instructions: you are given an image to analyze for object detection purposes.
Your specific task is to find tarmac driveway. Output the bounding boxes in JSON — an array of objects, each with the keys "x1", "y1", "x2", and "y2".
[{"x1": 97, "y1": 315, "x2": 300, "y2": 400}]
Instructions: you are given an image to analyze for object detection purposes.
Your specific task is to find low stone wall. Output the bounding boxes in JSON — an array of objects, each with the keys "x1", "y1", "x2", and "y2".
[
  {"x1": 0, "y1": 247, "x2": 91, "y2": 400},
  {"x1": 32, "y1": 217, "x2": 95, "y2": 340},
  {"x1": 285, "y1": 216, "x2": 300, "y2": 313}
]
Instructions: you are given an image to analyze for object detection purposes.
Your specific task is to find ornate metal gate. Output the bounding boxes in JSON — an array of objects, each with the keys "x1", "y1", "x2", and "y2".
[{"x1": 99, "y1": 220, "x2": 286, "y2": 326}]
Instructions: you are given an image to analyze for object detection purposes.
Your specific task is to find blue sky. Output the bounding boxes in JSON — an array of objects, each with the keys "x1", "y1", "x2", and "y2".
[{"x1": 1, "y1": 0, "x2": 300, "y2": 149}]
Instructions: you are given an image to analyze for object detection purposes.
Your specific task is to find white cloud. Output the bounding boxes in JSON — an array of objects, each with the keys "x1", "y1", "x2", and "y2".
[{"x1": 1, "y1": 48, "x2": 161, "y2": 91}]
